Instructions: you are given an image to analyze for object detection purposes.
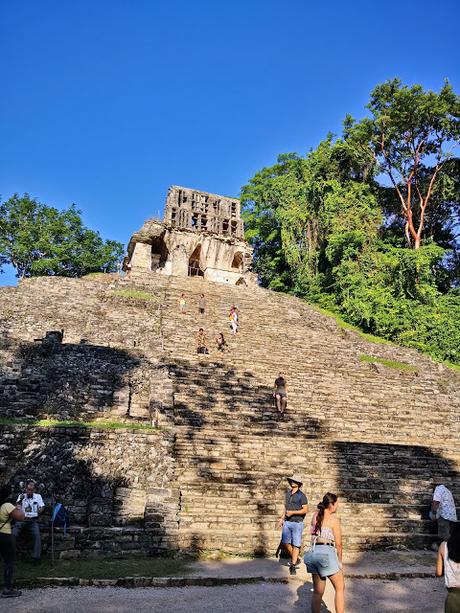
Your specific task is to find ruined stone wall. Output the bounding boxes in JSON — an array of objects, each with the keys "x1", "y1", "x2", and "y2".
[
  {"x1": 125, "y1": 186, "x2": 257, "y2": 286},
  {"x1": 164, "y1": 185, "x2": 244, "y2": 239},
  {"x1": 1, "y1": 274, "x2": 460, "y2": 555},
  {"x1": 0, "y1": 424, "x2": 179, "y2": 556}
]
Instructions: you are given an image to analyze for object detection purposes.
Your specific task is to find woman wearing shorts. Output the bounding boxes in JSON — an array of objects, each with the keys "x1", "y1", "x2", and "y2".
[
  {"x1": 305, "y1": 492, "x2": 345, "y2": 613},
  {"x1": 436, "y1": 521, "x2": 460, "y2": 612}
]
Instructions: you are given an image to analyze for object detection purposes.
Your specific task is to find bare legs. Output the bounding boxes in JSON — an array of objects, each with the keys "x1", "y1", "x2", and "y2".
[
  {"x1": 311, "y1": 570, "x2": 345, "y2": 613},
  {"x1": 311, "y1": 574, "x2": 326, "y2": 613},
  {"x1": 283, "y1": 542, "x2": 299, "y2": 565},
  {"x1": 330, "y1": 570, "x2": 345, "y2": 613},
  {"x1": 275, "y1": 394, "x2": 287, "y2": 413}
]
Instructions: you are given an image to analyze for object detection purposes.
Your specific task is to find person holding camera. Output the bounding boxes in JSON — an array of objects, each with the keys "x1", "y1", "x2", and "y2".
[
  {"x1": 13, "y1": 481, "x2": 44, "y2": 565},
  {"x1": 0, "y1": 484, "x2": 25, "y2": 598}
]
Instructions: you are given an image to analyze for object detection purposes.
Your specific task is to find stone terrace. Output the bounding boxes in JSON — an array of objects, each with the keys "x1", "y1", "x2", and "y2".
[{"x1": 0, "y1": 272, "x2": 459, "y2": 556}]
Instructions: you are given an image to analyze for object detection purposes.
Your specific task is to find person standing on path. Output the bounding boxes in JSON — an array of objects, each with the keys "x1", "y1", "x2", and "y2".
[
  {"x1": 229, "y1": 305, "x2": 238, "y2": 334},
  {"x1": 278, "y1": 475, "x2": 308, "y2": 576},
  {"x1": 431, "y1": 476, "x2": 457, "y2": 546},
  {"x1": 13, "y1": 480, "x2": 45, "y2": 564},
  {"x1": 0, "y1": 484, "x2": 25, "y2": 598},
  {"x1": 198, "y1": 294, "x2": 206, "y2": 316},
  {"x1": 436, "y1": 521, "x2": 460, "y2": 613},
  {"x1": 179, "y1": 293, "x2": 187, "y2": 314},
  {"x1": 305, "y1": 492, "x2": 345, "y2": 613},
  {"x1": 273, "y1": 374, "x2": 288, "y2": 414}
]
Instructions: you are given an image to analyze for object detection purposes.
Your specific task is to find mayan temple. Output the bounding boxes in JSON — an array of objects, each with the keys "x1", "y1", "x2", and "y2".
[
  {"x1": 126, "y1": 186, "x2": 257, "y2": 286},
  {"x1": 0, "y1": 185, "x2": 459, "y2": 561}
]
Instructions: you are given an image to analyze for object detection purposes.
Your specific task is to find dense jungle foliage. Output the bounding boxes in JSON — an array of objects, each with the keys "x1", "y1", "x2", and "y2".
[
  {"x1": 0, "y1": 194, "x2": 123, "y2": 278},
  {"x1": 242, "y1": 80, "x2": 460, "y2": 365}
]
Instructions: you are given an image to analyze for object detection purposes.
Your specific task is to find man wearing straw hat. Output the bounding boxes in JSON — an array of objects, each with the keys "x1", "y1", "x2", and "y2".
[{"x1": 278, "y1": 474, "x2": 308, "y2": 575}]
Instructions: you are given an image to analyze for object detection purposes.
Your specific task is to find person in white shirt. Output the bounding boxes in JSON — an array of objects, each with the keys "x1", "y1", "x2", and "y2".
[
  {"x1": 436, "y1": 521, "x2": 460, "y2": 613},
  {"x1": 12, "y1": 481, "x2": 44, "y2": 564},
  {"x1": 432, "y1": 476, "x2": 458, "y2": 544}
]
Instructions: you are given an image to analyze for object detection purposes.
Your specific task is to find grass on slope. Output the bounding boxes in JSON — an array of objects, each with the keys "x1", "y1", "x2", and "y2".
[
  {"x1": 16, "y1": 555, "x2": 193, "y2": 587},
  {"x1": 314, "y1": 306, "x2": 460, "y2": 374},
  {"x1": 316, "y1": 307, "x2": 392, "y2": 345},
  {"x1": 113, "y1": 289, "x2": 157, "y2": 301},
  {"x1": 442, "y1": 361, "x2": 460, "y2": 373},
  {"x1": 0, "y1": 418, "x2": 157, "y2": 430},
  {"x1": 359, "y1": 355, "x2": 419, "y2": 372}
]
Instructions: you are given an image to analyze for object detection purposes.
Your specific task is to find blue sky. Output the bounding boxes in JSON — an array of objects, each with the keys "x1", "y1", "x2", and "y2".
[{"x1": 1, "y1": 0, "x2": 459, "y2": 285}]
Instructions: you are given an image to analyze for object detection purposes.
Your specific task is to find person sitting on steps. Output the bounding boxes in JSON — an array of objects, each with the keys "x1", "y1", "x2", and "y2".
[
  {"x1": 215, "y1": 333, "x2": 227, "y2": 353},
  {"x1": 274, "y1": 373, "x2": 288, "y2": 414},
  {"x1": 196, "y1": 328, "x2": 208, "y2": 354}
]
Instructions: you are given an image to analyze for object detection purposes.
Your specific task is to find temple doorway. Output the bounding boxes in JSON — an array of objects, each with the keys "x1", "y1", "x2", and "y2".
[{"x1": 188, "y1": 245, "x2": 204, "y2": 277}]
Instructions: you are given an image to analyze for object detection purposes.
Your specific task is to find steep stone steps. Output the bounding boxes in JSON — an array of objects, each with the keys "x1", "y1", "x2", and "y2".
[{"x1": 2, "y1": 273, "x2": 460, "y2": 554}]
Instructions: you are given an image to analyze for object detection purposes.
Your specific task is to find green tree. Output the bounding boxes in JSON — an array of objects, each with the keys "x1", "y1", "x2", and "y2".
[
  {"x1": 0, "y1": 194, "x2": 124, "y2": 278},
  {"x1": 344, "y1": 79, "x2": 460, "y2": 249},
  {"x1": 241, "y1": 154, "x2": 299, "y2": 290}
]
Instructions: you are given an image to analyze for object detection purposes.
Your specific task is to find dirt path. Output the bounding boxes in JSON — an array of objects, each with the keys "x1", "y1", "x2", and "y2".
[{"x1": 10, "y1": 577, "x2": 445, "y2": 612}]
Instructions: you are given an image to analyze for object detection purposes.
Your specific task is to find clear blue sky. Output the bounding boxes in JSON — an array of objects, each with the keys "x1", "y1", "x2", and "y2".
[{"x1": 1, "y1": 0, "x2": 459, "y2": 285}]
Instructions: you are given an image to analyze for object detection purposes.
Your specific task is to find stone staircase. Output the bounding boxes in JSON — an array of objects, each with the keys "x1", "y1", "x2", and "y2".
[{"x1": 1, "y1": 272, "x2": 460, "y2": 554}]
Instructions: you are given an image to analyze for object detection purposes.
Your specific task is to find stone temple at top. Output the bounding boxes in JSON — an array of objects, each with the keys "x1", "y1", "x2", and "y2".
[{"x1": 125, "y1": 186, "x2": 257, "y2": 286}]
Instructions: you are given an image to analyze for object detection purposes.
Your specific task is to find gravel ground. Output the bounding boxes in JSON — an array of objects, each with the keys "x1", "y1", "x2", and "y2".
[{"x1": 7, "y1": 577, "x2": 445, "y2": 613}]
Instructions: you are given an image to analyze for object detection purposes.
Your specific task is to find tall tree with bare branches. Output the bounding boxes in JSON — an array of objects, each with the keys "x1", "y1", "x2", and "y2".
[{"x1": 344, "y1": 79, "x2": 460, "y2": 249}]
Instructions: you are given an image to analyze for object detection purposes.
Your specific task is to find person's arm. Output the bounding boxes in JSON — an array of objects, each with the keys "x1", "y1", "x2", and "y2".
[
  {"x1": 332, "y1": 518, "x2": 343, "y2": 564},
  {"x1": 436, "y1": 541, "x2": 446, "y2": 577},
  {"x1": 431, "y1": 500, "x2": 440, "y2": 514},
  {"x1": 37, "y1": 496, "x2": 45, "y2": 514}
]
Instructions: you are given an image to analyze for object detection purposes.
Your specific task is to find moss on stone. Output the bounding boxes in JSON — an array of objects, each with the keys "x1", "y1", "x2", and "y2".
[
  {"x1": 113, "y1": 289, "x2": 157, "y2": 301},
  {"x1": 359, "y1": 355, "x2": 418, "y2": 372},
  {"x1": 0, "y1": 418, "x2": 157, "y2": 430}
]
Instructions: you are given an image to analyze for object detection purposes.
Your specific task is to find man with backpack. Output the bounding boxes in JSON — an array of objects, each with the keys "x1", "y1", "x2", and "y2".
[{"x1": 278, "y1": 474, "x2": 308, "y2": 575}]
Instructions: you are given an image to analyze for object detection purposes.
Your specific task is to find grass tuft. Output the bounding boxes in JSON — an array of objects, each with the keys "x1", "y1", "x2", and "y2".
[
  {"x1": 359, "y1": 354, "x2": 418, "y2": 372},
  {"x1": 113, "y1": 289, "x2": 157, "y2": 301},
  {"x1": 16, "y1": 554, "x2": 193, "y2": 587},
  {"x1": 442, "y1": 361, "x2": 460, "y2": 373},
  {"x1": 0, "y1": 418, "x2": 157, "y2": 430}
]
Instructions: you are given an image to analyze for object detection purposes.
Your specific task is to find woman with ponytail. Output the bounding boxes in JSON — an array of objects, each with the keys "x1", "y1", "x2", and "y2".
[
  {"x1": 304, "y1": 492, "x2": 345, "y2": 613},
  {"x1": 436, "y1": 521, "x2": 460, "y2": 612}
]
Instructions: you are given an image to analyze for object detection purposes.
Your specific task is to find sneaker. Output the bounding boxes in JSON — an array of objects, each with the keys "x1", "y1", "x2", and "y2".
[
  {"x1": 294, "y1": 559, "x2": 302, "y2": 568},
  {"x1": 289, "y1": 564, "x2": 297, "y2": 576},
  {"x1": 1, "y1": 589, "x2": 22, "y2": 598}
]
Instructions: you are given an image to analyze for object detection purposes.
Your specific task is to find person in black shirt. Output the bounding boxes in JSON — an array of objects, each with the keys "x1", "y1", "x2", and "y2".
[{"x1": 278, "y1": 474, "x2": 308, "y2": 575}]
